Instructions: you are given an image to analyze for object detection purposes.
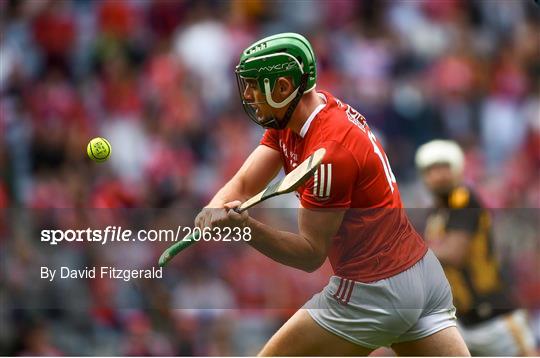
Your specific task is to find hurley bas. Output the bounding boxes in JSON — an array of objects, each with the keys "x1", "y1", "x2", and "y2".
[{"x1": 41, "y1": 266, "x2": 163, "y2": 282}]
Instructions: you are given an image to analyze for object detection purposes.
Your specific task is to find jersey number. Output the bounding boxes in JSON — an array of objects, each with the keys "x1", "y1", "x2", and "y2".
[
  {"x1": 368, "y1": 131, "x2": 397, "y2": 192},
  {"x1": 345, "y1": 104, "x2": 397, "y2": 192}
]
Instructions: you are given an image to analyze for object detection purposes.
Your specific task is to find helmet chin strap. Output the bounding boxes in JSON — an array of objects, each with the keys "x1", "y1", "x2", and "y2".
[
  {"x1": 260, "y1": 73, "x2": 309, "y2": 130},
  {"x1": 263, "y1": 78, "x2": 299, "y2": 108}
]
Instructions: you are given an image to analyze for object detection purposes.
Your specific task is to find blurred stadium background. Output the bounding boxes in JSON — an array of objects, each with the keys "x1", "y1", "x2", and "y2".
[{"x1": 1, "y1": 0, "x2": 539, "y2": 355}]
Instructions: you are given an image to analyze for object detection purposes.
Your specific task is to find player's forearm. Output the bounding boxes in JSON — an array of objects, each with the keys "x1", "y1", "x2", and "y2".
[
  {"x1": 207, "y1": 178, "x2": 250, "y2": 208},
  {"x1": 207, "y1": 146, "x2": 281, "y2": 208},
  {"x1": 431, "y1": 247, "x2": 463, "y2": 267},
  {"x1": 429, "y1": 234, "x2": 467, "y2": 267},
  {"x1": 246, "y1": 217, "x2": 326, "y2": 272}
]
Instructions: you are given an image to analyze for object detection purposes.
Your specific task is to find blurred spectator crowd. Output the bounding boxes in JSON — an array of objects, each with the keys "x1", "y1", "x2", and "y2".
[{"x1": 0, "y1": 0, "x2": 539, "y2": 355}]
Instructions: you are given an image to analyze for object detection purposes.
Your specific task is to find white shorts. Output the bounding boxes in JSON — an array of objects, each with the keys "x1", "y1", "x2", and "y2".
[
  {"x1": 304, "y1": 250, "x2": 457, "y2": 349},
  {"x1": 458, "y1": 309, "x2": 536, "y2": 356}
]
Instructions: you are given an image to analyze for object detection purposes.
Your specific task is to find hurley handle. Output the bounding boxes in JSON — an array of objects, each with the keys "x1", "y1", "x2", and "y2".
[
  {"x1": 158, "y1": 207, "x2": 246, "y2": 267},
  {"x1": 158, "y1": 230, "x2": 199, "y2": 267}
]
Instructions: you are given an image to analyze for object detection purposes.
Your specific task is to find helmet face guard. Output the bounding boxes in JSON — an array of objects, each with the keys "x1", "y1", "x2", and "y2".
[
  {"x1": 235, "y1": 33, "x2": 317, "y2": 130},
  {"x1": 235, "y1": 72, "x2": 275, "y2": 129},
  {"x1": 235, "y1": 58, "x2": 309, "y2": 129}
]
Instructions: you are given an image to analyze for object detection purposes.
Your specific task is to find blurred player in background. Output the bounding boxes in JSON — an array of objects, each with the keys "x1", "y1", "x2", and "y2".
[
  {"x1": 416, "y1": 139, "x2": 537, "y2": 356},
  {"x1": 195, "y1": 33, "x2": 470, "y2": 356}
]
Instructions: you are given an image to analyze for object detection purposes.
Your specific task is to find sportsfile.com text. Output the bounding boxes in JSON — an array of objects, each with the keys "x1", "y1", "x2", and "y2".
[{"x1": 40, "y1": 226, "x2": 252, "y2": 245}]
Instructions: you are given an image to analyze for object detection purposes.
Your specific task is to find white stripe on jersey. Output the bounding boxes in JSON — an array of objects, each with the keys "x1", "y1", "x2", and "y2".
[
  {"x1": 326, "y1": 164, "x2": 332, "y2": 197},
  {"x1": 312, "y1": 164, "x2": 332, "y2": 198},
  {"x1": 313, "y1": 168, "x2": 318, "y2": 196},
  {"x1": 319, "y1": 164, "x2": 325, "y2": 197}
]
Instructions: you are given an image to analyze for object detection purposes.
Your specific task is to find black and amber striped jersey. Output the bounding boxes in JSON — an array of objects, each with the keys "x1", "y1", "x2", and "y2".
[{"x1": 425, "y1": 186, "x2": 514, "y2": 327}]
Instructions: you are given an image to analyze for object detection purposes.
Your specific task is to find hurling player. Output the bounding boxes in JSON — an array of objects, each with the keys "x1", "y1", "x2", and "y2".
[
  {"x1": 195, "y1": 33, "x2": 470, "y2": 356},
  {"x1": 416, "y1": 139, "x2": 536, "y2": 356}
]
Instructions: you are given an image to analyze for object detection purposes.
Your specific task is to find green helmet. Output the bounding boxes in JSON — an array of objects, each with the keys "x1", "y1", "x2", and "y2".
[{"x1": 235, "y1": 32, "x2": 317, "y2": 129}]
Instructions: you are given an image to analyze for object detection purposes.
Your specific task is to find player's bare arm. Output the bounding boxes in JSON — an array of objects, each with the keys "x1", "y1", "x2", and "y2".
[
  {"x1": 427, "y1": 230, "x2": 470, "y2": 267},
  {"x1": 195, "y1": 145, "x2": 281, "y2": 230},
  {"x1": 246, "y1": 207, "x2": 344, "y2": 272},
  {"x1": 207, "y1": 201, "x2": 345, "y2": 272},
  {"x1": 207, "y1": 145, "x2": 282, "y2": 207}
]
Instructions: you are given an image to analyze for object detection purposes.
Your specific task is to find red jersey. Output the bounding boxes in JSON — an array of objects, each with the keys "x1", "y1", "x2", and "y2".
[{"x1": 260, "y1": 91, "x2": 427, "y2": 282}]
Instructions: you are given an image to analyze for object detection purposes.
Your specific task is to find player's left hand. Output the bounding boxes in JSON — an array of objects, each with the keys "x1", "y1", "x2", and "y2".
[{"x1": 222, "y1": 200, "x2": 249, "y2": 228}]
